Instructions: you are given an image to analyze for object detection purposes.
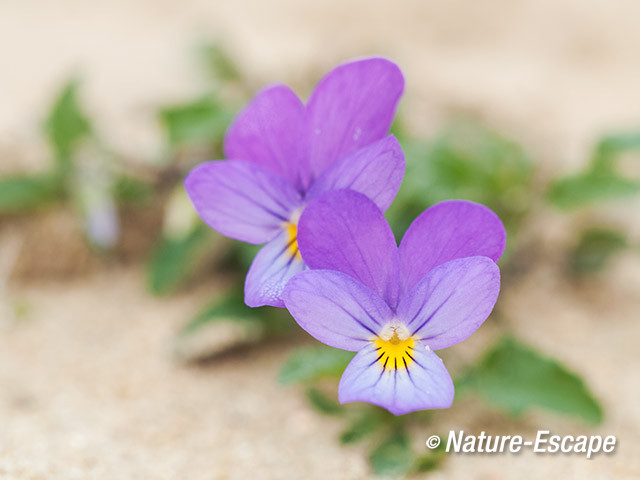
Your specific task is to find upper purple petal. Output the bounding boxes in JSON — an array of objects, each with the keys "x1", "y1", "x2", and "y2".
[
  {"x1": 397, "y1": 256, "x2": 501, "y2": 350},
  {"x1": 398, "y1": 200, "x2": 506, "y2": 293},
  {"x1": 306, "y1": 135, "x2": 405, "y2": 212},
  {"x1": 282, "y1": 269, "x2": 393, "y2": 351},
  {"x1": 338, "y1": 341, "x2": 454, "y2": 415},
  {"x1": 184, "y1": 160, "x2": 302, "y2": 244},
  {"x1": 223, "y1": 85, "x2": 306, "y2": 190},
  {"x1": 301, "y1": 58, "x2": 404, "y2": 186},
  {"x1": 297, "y1": 190, "x2": 400, "y2": 307}
]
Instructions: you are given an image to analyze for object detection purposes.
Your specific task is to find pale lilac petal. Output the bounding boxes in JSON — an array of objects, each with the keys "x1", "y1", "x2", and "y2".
[
  {"x1": 282, "y1": 270, "x2": 393, "y2": 351},
  {"x1": 245, "y1": 229, "x2": 306, "y2": 308},
  {"x1": 338, "y1": 341, "x2": 454, "y2": 414},
  {"x1": 297, "y1": 190, "x2": 400, "y2": 307},
  {"x1": 302, "y1": 58, "x2": 404, "y2": 185},
  {"x1": 399, "y1": 200, "x2": 506, "y2": 293},
  {"x1": 224, "y1": 85, "x2": 306, "y2": 190},
  {"x1": 185, "y1": 160, "x2": 302, "y2": 244},
  {"x1": 306, "y1": 135, "x2": 405, "y2": 212},
  {"x1": 397, "y1": 257, "x2": 500, "y2": 350}
]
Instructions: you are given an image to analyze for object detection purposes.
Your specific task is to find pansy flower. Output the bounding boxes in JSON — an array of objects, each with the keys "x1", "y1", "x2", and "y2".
[
  {"x1": 185, "y1": 58, "x2": 405, "y2": 307},
  {"x1": 282, "y1": 190, "x2": 506, "y2": 415}
]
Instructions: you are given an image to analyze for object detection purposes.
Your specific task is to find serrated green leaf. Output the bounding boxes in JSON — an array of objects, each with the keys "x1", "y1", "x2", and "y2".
[
  {"x1": 146, "y1": 223, "x2": 213, "y2": 295},
  {"x1": 278, "y1": 345, "x2": 354, "y2": 385},
  {"x1": 305, "y1": 387, "x2": 343, "y2": 416},
  {"x1": 159, "y1": 96, "x2": 233, "y2": 149},
  {"x1": 369, "y1": 430, "x2": 414, "y2": 478},
  {"x1": 44, "y1": 79, "x2": 91, "y2": 171},
  {"x1": 458, "y1": 336, "x2": 603, "y2": 424},
  {"x1": 569, "y1": 228, "x2": 628, "y2": 275},
  {"x1": 547, "y1": 171, "x2": 640, "y2": 209},
  {"x1": 0, "y1": 174, "x2": 62, "y2": 213}
]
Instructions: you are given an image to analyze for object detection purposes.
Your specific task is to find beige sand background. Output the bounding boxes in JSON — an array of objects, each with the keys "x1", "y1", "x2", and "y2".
[{"x1": 1, "y1": 0, "x2": 640, "y2": 478}]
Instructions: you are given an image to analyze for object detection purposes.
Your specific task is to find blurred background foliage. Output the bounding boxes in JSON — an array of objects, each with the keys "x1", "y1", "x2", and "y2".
[{"x1": 1, "y1": 43, "x2": 638, "y2": 476}]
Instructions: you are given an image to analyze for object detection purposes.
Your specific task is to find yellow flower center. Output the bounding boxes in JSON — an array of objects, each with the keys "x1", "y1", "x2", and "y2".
[
  {"x1": 374, "y1": 331, "x2": 416, "y2": 371},
  {"x1": 284, "y1": 222, "x2": 301, "y2": 260}
]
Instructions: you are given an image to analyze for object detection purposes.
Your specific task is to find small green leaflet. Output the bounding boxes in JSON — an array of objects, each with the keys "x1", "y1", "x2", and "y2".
[
  {"x1": 305, "y1": 387, "x2": 343, "y2": 416},
  {"x1": 44, "y1": 79, "x2": 92, "y2": 172},
  {"x1": 569, "y1": 228, "x2": 628, "y2": 275},
  {"x1": 159, "y1": 96, "x2": 233, "y2": 150},
  {"x1": 146, "y1": 223, "x2": 213, "y2": 295},
  {"x1": 339, "y1": 412, "x2": 383, "y2": 445},
  {"x1": 0, "y1": 174, "x2": 62, "y2": 213},
  {"x1": 548, "y1": 129, "x2": 640, "y2": 209},
  {"x1": 547, "y1": 171, "x2": 639, "y2": 209},
  {"x1": 369, "y1": 430, "x2": 414, "y2": 478},
  {"x1": 387, "y1": 121, "x2": 533, "y2": 242},
  {"x1": 278, "y1": 345, "x2": 354, "y2": 385}
]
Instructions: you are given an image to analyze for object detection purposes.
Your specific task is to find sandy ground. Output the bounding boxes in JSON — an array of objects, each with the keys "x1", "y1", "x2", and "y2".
[
  {"x1": 2, "y1": 253, "x2": 640, "y2": 479},
  {"x1": 0, "y1": 271, "x2": 370, "y2": 479},
  {"x1": 3, "y1": 0, "x2": 640, "y2": 171},
  {"x1": 1, "y1": 0, "x2": 640, "y2": 478}
]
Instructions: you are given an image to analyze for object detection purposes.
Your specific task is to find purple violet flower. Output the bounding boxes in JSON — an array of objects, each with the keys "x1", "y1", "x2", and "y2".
[
  {"x1": 185, "y1": 58, "x2": 405, "y2": 308},
  {"x1": 282, "y1": 190, "x2": 506, "y2": 415}
]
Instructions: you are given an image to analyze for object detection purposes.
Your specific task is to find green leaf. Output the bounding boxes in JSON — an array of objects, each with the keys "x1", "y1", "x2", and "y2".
[
  {"x1": 146, "y1": 223, "x2": 213, "y2": 295},
  {"x1": 199, "y1": 43, "x2": 243, "y2": 85},
  {"x1": 182, "y1": 290, "x2": 258, "y2": 336},
  {"x1": 369, "y1": 430, "x2": 414, "y2": 478},
  {"x1": 44, "y1": 79, "x2": 91, "y2": 171},
  {"x1": 340, "y1": 412, "x2": 383, "y2": 444},
  {"x1": 591, "y1": 131, "x2": 640, "y2": 170},
  {"x1": 547, "y1": 171, "x2": 640, "y2": 209},
  {"x1": 221, "y1": 242, "x2": 261, "y2": 271},
  {"x1": 305, "y1": 387, "x2": 343, "y2": 416},
  {"x1": 458, "y1": 336, "x2": 603, "y2": 424},
  {"x1": 159, "y1": 96, "x2": 233, "y2": 150},
  {"x1": 548, "y1": 129, "x2": 640, "y2": 209},
  {"x1": 112, "y1": 175, "x2": 153, "y2": 205},
  {"x1": 174, "y1": 290, "x2": 270, "y2": 361},
  {"x1": 387, "y1": 121, "x2": 533, "y2": 241},
  {"x1": 412, "y1": 437, "x2": 447, "y2": 473},
  {"x1": 278, "y1": 345, "x2": 354, "y2": 385},
  {"x1": 569, "y1": 228, "x2": 628, "y2": 275},
  {"x1": 0, "y1": 174, "x2": 62, "y2": 213}
]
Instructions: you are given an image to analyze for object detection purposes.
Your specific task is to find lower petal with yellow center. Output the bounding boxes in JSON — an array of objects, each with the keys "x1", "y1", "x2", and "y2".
[{"x1": 374, "y1": 334, "x2": 416, "y2": 371}]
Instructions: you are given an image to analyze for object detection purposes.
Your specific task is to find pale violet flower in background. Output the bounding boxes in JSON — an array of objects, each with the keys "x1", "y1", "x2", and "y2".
[
  {"x1": 185, "y1": 58, "x2": 405, "y2": 307},
  {"x1": 283, "y1": 190, "x2": 506, "y2": 415}
]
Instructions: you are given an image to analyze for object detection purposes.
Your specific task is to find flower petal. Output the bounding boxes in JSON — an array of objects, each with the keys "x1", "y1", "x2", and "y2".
[
  {"x1": 297, "y1": 190, "x2": 400, "y2": 307},
  {"x1": 397, "y1": 256, "x2": 500, "y2": 350},
  {"x1": 399, "y1": 200, "x2": 506, "y2": 293},
  {"x1": 224, "y1": 85, "x2": 306, "y2": 190},
  {"x1": 245, "y1": 229, "x2": 306, "y2": 308},
  {"x1": 306, "y1": 135, "x2": 405, "y2": 212},
  {"x1": 185, "y1": 160, "x2": 302, "y2": 244},
  {"x1": 302, "y1": 58, "x2": 404, "y2": 185},
  {"x1": 283, "y1": 269, "x2": 393, "y2": 351},
  {"x1": 338, "y1": 341, "x2": 454, "y2": 415}
]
